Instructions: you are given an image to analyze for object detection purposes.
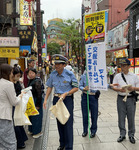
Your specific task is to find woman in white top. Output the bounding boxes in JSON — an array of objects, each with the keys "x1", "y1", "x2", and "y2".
[{"x1": 0, "y1": 64, "x2": 22, "y2": 150}]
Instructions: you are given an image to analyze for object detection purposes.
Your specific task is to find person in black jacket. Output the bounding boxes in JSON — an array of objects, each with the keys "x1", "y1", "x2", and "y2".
[
  {"x1": 12, "y1": 66, "x2": 28, "y2": 149},
  {"x1": 27, "y1": 68, "x2": 43, "y2": 139}
]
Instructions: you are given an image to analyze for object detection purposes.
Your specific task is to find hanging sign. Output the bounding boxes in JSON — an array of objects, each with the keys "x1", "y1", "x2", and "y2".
[
  {"x1": 85, "y1": 10, "x2": 106, "y2": 44},
  {"x1": 20, "y1": 0, "x2": 33, "y2": 25}
]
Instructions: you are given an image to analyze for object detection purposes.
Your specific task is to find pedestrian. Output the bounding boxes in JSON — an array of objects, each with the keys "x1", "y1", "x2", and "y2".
[
  {"x1": 79, "y1": 70, "x2": 100, "y2": 138},
  {"x1": 43, "y1": 54, "x2": 78, "y2": 150},
  {"x1": 27, "y1": 68, "x2": 43, "y2": 138},
  {"x1": 23, "y1": 59, "x2": 35, "y2": 88},
  {"x1": 12, "y1": 65, "x2": 28, "y2": 149},
  {"x1": 112, "y1": 58, "x2": 139, "y2": 144},
  {"x1": 64, "y1": 61, "x2": 74, "y2": 72},
  {"x1": 109, "y1": 63, "x2": 115, "y2": 84},
  {"x1": 0, "y1": 64, "x2": 22, "y2": 149}
]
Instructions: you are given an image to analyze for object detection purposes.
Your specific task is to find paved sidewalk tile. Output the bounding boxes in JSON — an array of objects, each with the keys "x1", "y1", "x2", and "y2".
[{"x1": 47, "y1": 89, "x2": 139, "y2": 150}]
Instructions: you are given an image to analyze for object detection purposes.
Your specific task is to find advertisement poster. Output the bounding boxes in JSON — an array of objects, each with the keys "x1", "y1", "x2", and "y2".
[
  {"x1": 128, "y1": 58, "x2": 134, "y2": 67},
  {"x1": 129, "y1": 67, "x2": 134, "y2": 73},
  {"x1": 86, "y1": 42, "x2": 107, "y2": 90},
  {"x1": 19, "y1": 45, "x2": 31, "y2": 57},
  {"x1": 85, "y1": 11, "x2": 107, "y2": 44},
  {"x1": 135, "y1": 58, "x2": 139, "y2": 66},
  {"x1": 135, "y1": 67, "x2": 139, "y2": 76},
  {"x1": 20, "y1": 0, "x2": 33, "y2": 26},
  {"x1": 113, "y1": 49, "x2": 128, "y2": 58}
]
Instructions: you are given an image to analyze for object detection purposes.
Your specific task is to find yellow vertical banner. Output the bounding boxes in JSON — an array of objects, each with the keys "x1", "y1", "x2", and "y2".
[
  {"x1": 85, "y1": 11, "x2": 105, "y2": 44},
  {"x1": 20, "y1": 0, "x2": 33, "y2": 26}
]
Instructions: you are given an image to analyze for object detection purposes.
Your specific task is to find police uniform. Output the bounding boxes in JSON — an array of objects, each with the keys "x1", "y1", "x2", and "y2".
[
  {"x1": 79, "y1": 71, "x2": 99, "y2": 137},
  {"x1": 113, "y1": 58, "x2": 139, "y2": 143},
  {"x1": 46, "y1": 54, "x2": 78, "y2": 150}
]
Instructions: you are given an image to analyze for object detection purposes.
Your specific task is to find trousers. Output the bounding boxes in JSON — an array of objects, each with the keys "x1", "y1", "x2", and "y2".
[
  {"x1": 53, "y1": 96, "x2": 74, "y2": 150},
  {"x1": 81, "y1": 93, "x2": 98, "y2": 134},
  {"x1": 117, "y1": 95, "x2": 136, "y2": 137}
]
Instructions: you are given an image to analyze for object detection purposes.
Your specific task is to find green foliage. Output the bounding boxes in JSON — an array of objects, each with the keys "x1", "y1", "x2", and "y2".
[{"x1": 47, "y1": 43, "x2": 61, "y2": 55}]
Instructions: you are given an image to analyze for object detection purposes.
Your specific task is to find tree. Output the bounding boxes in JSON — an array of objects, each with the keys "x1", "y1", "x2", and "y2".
[
  {"x1": 56, "y1": 19, "x2": 82, "y2": 72},
  {"x1": 47, "y1": 43, "x2": 61, "y2": 55}
]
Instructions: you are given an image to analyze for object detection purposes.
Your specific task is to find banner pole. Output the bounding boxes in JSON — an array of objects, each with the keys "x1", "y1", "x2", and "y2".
[{"x1": 85, "y1": 46, "x2": 91, "y2": 139}]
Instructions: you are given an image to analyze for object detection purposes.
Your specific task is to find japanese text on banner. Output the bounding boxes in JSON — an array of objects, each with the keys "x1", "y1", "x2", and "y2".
[{"x1": 86, "y1": 43, "x2": 107, "y2": 90}]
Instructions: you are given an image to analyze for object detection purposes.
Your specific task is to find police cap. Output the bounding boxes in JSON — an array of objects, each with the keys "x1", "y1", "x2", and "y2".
[
  {"x1": 119, "y1": 58, "x2": 131, "y2": 65},
  {"x1": 52, "y1": 54, "x2": 68, "y2": 64}
]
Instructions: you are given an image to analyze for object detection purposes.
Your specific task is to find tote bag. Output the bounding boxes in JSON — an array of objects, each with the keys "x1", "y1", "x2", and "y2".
[{"x1": 49, "y1": 99, "x2": 70, "y2": 125}]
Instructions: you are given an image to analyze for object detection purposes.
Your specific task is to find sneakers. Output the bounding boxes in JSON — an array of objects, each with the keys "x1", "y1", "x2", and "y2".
[{"x1": 32, "y1": 132, "x2": 43, "y2": 139}]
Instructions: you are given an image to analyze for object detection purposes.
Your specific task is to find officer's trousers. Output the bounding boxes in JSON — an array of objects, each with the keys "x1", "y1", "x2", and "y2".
[
  {"x1": 81, "y1": 93, "x2": 98, "y2": 134},
  {"x1": 53, "y1": 96, "x2": 73, "y2": 150},
  {"x1": 117, "y1": 95, "x2": 136, "y2": 137}
]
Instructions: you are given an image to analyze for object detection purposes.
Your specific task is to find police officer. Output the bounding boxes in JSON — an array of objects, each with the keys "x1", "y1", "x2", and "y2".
[
  {"x1": 43, "y1": 54, "x2": 78, "y2": 150},
  {"x1": 79, "y1": 70, "x2": 100, "y2": 138},
  {"x1": 112, "y1": 58, "x2": 139, "y2": 144}
]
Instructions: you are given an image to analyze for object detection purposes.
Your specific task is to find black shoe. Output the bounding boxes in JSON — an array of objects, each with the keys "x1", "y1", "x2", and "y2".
[
  {"x1": 129, "y1": 136, "x2": 135, "y2": 144},
  {"x1": 90, "y1": 133, "x2": 95, "y2": 138},
  {"x1": 57, "y1": 146, "x2": 65, "y2": 150},
  {"x1": 17, "y1": 145, "x2": 26, "y2": 149},
  {"x1": 117, "y1": 136, "x2": 126, "y2": 142},
  {"x1": 82, "y1": 132, "x2": 88, "y2": 137}
]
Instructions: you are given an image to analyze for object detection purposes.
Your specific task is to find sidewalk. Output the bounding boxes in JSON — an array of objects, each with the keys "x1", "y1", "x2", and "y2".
[{"x1": 47, "y1": 89, "x2": 139, "y2": 150}]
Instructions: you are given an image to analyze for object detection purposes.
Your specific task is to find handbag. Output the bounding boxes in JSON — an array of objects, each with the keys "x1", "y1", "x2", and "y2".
[
  {"x1": 49, "y1": 99, "x2": 70, "y2": 125},
  {"x1": 121, "y1": 73, "x2": 139, "y2": 102}
]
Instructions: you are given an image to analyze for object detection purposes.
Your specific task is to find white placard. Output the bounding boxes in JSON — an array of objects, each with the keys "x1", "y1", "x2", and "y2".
[{"x1": 86, "y1": 42, "x2": 107, "y2": 90}]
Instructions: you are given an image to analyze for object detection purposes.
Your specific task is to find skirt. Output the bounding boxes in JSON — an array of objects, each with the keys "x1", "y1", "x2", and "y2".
[{"x1": 0, "y1": 119, "x2": 17, "y2": 150}]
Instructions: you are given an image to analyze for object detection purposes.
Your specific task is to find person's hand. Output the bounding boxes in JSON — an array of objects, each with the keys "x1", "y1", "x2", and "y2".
[
  {"x1": 59, "y1": 93, "x2": 67, "y2": 101},
  {"x1": 110, "y1": 83, "x2": 119, "y2": 87},
  {"x1": 43, "y1": 100, "x2": 47, "y2": 109},
  {"x1": 36, "y1": 107, "x2": 40, "y2": 110},
  {"x1": 84, "y1": 86, "x2": 89, "y2": 91},
  {"x1": 127, "y1": 86, "x2": 135, "y2": 92}
]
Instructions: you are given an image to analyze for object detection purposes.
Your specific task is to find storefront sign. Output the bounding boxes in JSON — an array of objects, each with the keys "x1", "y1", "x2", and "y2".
[
  {"x1": 20, "y1": 0, "x2": 33, "y2": 25},
  {"x1": 18, "y1": 30, "x2": 33, "y2": 45},
  {"x1": 0, "y1": 47, "x2": 19, "y2": 58},
  {"x1": 113, "y1": 49, "x2": 128, "y2": 58},
  {"x1": 19, "y1": 45, "x2": 31, "y2": 57},
  {"x1": 85, "y1": 10, "x2": 107, "y2": 44},
  {"x1": 0, "y1": 37, "x2": 20, "y2": 47},
  {"x1": 86, "y1": 42, "x2": 107, "y2": 90}
]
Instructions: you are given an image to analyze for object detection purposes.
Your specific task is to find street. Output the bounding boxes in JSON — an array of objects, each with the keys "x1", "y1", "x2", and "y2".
[{"x1": 23, "y1": 89, "x2": 139, "y2": 150}]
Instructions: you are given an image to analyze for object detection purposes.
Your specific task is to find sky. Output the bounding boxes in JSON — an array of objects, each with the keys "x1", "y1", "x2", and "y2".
[{"x1": 40, "y1": 0, "x2": 82, "y2": 25}]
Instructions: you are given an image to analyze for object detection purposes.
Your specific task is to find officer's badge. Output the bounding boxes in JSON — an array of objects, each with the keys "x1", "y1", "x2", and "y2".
[
  {"x1": 55, "y1": 56, "x2": 60, "y2": 60},
  {"x1": 63, "y1": 80, "x2": 67, "y2": 83}
]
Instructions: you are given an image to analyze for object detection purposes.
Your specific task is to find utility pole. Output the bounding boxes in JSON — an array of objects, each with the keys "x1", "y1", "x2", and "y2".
[{"x1": 36, "y1": 0, "x2": 42, "y2": 70}]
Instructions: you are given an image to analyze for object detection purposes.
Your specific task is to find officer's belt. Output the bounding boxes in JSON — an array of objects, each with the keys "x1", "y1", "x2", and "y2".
[
  {"x1": 83, "y1": 91, "x2": 95, "y2": 95},
  {"x1": 118, "y1": 94, "x2": 133, "y2": 98},
  {"x1": 54, "y1": 93, "x2": 72, "y2": 97}
]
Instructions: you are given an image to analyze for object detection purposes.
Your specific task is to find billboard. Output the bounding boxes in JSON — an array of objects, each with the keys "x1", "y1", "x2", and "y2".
[
  {"x1": 0, "y1": 37, "x2": 20, "y2": 47},
  {"x1": 0, "y1": 48, "x2": 19, "y2": 58}
]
